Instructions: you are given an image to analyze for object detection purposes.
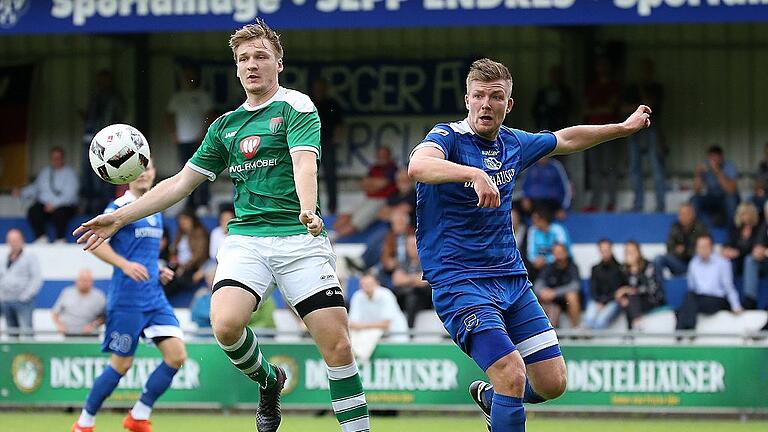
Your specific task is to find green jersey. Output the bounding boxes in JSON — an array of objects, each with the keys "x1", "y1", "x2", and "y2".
[{"x1": 188, "y1": 87, "x2": 322, "y2": 237}]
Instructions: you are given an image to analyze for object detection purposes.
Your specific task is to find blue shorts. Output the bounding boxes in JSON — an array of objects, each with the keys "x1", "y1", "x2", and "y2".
[
  {"x1": 433, "y1": 276, "x2": 561, "y2": 371},
  {"x1": 102, "y1": 305, "x2": 183, "y2": 357}
]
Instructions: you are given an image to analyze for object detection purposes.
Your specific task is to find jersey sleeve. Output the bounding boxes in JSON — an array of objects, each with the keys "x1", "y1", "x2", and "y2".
[
  {"x1": 188, "y1": 117, "x2": 228, "y2": 181},
  {"x1": 410, "y1": 124, "x2": 455, "y2": 160},
  {"x1": 518, "y1": 130, "x2": 557, "y2": 171},
  {"x1": 285, "y1": 100, "x2": 322, "y2": 159}
]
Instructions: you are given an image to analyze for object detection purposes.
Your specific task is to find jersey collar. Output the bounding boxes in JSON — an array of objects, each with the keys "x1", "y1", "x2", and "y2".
[{"x1": 242, "y1": 86, "x2": 285, "y2": 111}]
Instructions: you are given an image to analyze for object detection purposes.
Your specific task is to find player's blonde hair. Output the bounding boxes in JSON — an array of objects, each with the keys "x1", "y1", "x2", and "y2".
[
  {"x1": 466, "y1": 58, "x2": 513, "y2": 96},
  {"x1": 229, "y1": 18, "x2": 283, "y2": 60}
]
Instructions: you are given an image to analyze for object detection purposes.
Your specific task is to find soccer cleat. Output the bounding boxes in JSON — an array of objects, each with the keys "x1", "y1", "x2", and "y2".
[
  {"x1": 71, "y1": 422, "x2": 94, "y2": 432},
  {"x1": 255, "y1": 365, "x2": 287, "y2": 432},
  {"x1": 469, "y1": 380, "x2": 493, "y2": 431},
  {"x1": 122, "y1": 413, "x2": 152, "y2": 432}
]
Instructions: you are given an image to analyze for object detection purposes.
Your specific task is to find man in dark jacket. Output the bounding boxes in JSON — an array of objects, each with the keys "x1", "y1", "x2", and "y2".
[
  {"x1": 534, "y1": 243, "x2": 581, "y2": 328},
  {"x1": 583, "y1": 239, "x2": 623, "y2": 329},
  {"x1": 653, "y1": 203, "x2": 709, "y2": 288}
]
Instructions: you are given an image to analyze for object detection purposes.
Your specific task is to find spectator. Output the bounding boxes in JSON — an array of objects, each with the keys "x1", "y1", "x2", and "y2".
[
  {"x1": 616, "y1": 240, "x2": 664, "y2": 329},
  {"x1": 379, "y1": 169, "x2": 416, "y2": 223},
  {"x1": 583, "y1": 58, "x2": 622, "y2": 212},
  {"x1": 531, "y1": 65, "x2": 573, "y2": 132},
  {"x1": 742, "y1": 201, "x2": 768, "y2": 309},
  {"x1": 519, "y1": 156, "x2": 572, "y2": 218},
  {"x1": 349, "y1": 272, "x2": 409, "y2": 342},
  {"x1": 691, "y1": 145, "x2": 739, "y2": 227},
  {"x1": 166, "y1": 65, "x2": 215, "y2": 213},
  {"x1": 311, "y1": 78, "x2": 344, "y2": 215},
  {"x1": 333, "y1": 146, "x2": 398, "y2": 237},
  {"x1": 653, "y1": 203, "x2": 708, "y2": 289},
  {"x1": 526, "y1": 207, "x2": 572, "y2": 281},
  {"x1": 209, "y1": 206, "x2": 235, "y2": 262},
  {"x1": 0, "y1": 229, "x2": 42, "y2": 338},
  {"x1": 16, "y1": 147, "x2": 79, "y2": 243},
  {"x1": 676, "y1": 234, "x2": 742, "y2": 330},
  {"x1": 751, "y1": 142, "x2": 768, "y2": 222},
  {"x1": 511, "y1": 208, "x2": 528, "y2": 266},
  {"x1": 721, "y1": 202, "x2": 760, "y2": 277},
  {"x1": 165, "y1": 209, "x2": 210, "y2": 298},
  {"x1": 380, "y1": 211, "x2": 415, "y2": 279},
  {"x1": 51, "y1": 269, "x2": 106, "y2": 336},
  {"x1": 534, "y1": 243, "x2": 581, "y2": 328},
  {"x1": 625, "y1": 59, "x2": 666, "y2": 213},
  {"x1": 583, "y1": 239, "x2": 622, "y2": 330},
  {"x1": 80, "y1": 70, "x2": 124, "y2": 214}
]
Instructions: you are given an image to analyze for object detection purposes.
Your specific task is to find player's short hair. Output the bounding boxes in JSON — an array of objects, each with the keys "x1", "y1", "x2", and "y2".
[
  {"x1": 707, "y1": 145, "x2": 723, "y2": 155},
  {"x1": 229, "y1": 18, "x2": 283, "y2": 60},
  {"x1": 466, "y1": 58, "x2": 513, "y2": 96}
]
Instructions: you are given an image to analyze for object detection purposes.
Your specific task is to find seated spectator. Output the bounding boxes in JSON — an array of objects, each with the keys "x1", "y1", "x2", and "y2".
[
  {"x1": 583, "y1": 239, "x2": 622, "y2": 330},
  {"x1": 209, "y1": 205, "x2": 234, "y2": 262},
  {"x1": 0, "y1": 229, "x2": 42, "y2": 338},
  {"x1": 518, "y1": 156, "x2": 571, "y2": 218},
  {"x1": 750, "y1": 143, "x2": 768, "y2": 223},
  {"x1": 51, "y1": 269, "x2": 106, "y2": 336},
  {"x1": 164, "y1": 209, "x2": 209, "y2": 298},
  {"x1": 742, "y1": 201, "x2": 768, "y2": 309},
  {"x1": 534, "y1": 243, "x2": 581, "y2": 328},
  {"x1": 349, "y1": 272, "x2": 409, "y2": 342},
  {"x1": 14, "y1": 146, "x2": 79, "y2": 243},
  {"x1": 380, "y1": 210, "x2": 415, "y2": 285},
  {"x1": 691, "y1": 145, "x2": 739, "y2": 227},
  {"x1": 654, "y1": 203, "x2": 708, "y2": 289},
  {"x1": 616, "y1": 241, "x2": 664, "y2": 329},
  {"x1": 526, "y1": 207, "x2": 572, "y2": 281},
  {"x1": 333, "y1": 146, "x2": 398, "y2": 237},
  {"x1": 722, "y1": 202, "x2": 760, "y2": 277},
  {"x1": 379, "y1": 168, "x2": 416, "y2": 223},
  {"x1": 676, "y1": 234, "x2": 742, "y2": 330}
]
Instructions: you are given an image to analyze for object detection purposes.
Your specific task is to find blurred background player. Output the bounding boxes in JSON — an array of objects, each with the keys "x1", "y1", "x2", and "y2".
[
  {"x1": 408, "y1": 58, "x2": 652, "y2": 432},
  {"x1": 71, "y1": 160, "x2": 185, "y2": 432}
]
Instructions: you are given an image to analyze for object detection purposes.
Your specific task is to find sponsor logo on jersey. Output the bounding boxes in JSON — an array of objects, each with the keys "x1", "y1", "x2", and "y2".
[
  {"x1": 481, "y1": 150, "x2": 499, "y2": 156},
  {"x1": 429, "y1": 127, "x2": 449, "y2": 137},
  {"x1": 464, "y1": 168, "x2": 516, "y2": 188},
  {"x1": 224, "y1": 131, "x2": 237, "y2": 138},
  {"x1": 239, "y1": 136, "x2": 261, "y2": 159},
  {"x1": 269, "y1": 117, "x2": 284, "y2": 134},
  {"x1": 320, "y1": 274, "x2": 336, "y2": 281},
  {"x1": 134, "y1": 227, "x2": 163, "y2": 239},
  {"x1": 229, "y1": 159, "x2": 278, "y2": 173},
  {"x1": 0, "y1": 0, "x2": 30, "y2": 29},
  {"x1": 483, "y1": 157, "x2": 502, "y2": 170}
]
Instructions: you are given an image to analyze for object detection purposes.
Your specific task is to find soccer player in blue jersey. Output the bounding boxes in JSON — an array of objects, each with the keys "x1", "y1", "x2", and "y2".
[
  {"x1": 72, "y1": 160, "x2": 186, "y2": 432},
  {"x1": 408, "y1": 58, "x2": 651, "y2": 431}
]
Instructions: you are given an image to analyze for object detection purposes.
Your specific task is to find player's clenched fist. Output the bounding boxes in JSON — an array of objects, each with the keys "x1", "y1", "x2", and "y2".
[
  {"x1": 472, "y1": 169, "x2": 501, "y2": 208},
  {"x1": 299, "y1": 210, "x2": 324, "y2": 237}
]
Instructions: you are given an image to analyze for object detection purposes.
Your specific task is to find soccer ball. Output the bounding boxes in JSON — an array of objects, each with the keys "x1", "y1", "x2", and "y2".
[{"x1": 89, "y1": 124, "x2": 151, "y2": 185}]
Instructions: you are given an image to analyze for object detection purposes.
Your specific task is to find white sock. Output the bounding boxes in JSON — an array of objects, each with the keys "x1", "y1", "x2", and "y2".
[
  {"x1": 130, "y1": 401, "x2": 152, "y2": 420},
  {"x1": 78, "y1": 409, "x2": 96, "y2": 427}
]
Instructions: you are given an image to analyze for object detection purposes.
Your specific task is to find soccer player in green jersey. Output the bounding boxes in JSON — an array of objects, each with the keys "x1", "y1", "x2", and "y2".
[{"x1": 74, "y1": 20, "x2": 370, "y2": 432}]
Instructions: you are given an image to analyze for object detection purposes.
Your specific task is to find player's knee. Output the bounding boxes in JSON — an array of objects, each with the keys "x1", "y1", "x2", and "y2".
[
  {"x1": 538, "y1": 372, "x2": 567, "y2": 400},
  {"x1": 165, "y1": 348, "x2": 187, "y2": 369},
  {"x1": 111, "y1": 356, "x2": 133, "y2": 375},
  {"x1": 488, "y1": 356, "x2": 526, "y2": 395},
  {"x1": 324, "y1": 337, "x2": 353, "y2": 365},
  {"x1": 211, "y1": 315, "x2": 245, "y2": 346}
]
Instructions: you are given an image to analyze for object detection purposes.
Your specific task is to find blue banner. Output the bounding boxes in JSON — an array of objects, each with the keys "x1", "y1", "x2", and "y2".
[{"x1": 1, "y1": 1, "x2": 767, "y2": 35}]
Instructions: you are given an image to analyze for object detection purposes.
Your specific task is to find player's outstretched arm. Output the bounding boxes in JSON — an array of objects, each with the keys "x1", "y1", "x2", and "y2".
[
  {"x1": 551, "y1": 105, "x2": 652, "y2": 156},
  {"x1": 74, "y1": 166, "x2": 208, "y2": 250},
  {"x1": 90, "y1": 241, "x2": 150, "y2": 282},
  {"x1": 291, "y1": 150, "x2": 324, "y2": 236}
]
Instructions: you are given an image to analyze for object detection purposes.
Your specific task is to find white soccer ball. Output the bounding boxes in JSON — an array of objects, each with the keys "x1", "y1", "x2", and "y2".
[{"x1": 89, "y1": 124, "x2": 151, "y2": 185}]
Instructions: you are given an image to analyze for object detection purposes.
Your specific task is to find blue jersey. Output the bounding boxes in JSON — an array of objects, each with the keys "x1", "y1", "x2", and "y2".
[
  {"x1": 103, "y1": 191, "x2": 168, "y2": 312},
  {"x1": 412, "y1": 119, "x2": 557, "y2": 287}
]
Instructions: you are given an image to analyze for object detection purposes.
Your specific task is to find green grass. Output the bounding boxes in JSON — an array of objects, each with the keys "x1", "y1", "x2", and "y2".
[{"x1": 0, "y1": 412, "x2": 766, "y2": 431}]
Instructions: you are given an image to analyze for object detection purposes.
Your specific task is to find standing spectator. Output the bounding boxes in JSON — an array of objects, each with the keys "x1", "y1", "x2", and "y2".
[
  {"x1": 625, "y1": 59, "x2": 666, "y2": 213},
  {"x1": 311, "y1": 78, "x2": 344, "y2": 215},
  {"x1": 653, "y1": 203, "x2": 709, "y2": 288},
  {"x1": 583, "y1": 58, "x2": 622, "y2": 212},
  {"x1": 0, "y1": 229, "x2": 42, "y2": 337},
  {"x1": 165, "y1": 209, "x2": 210, "y2": 298},
  {"x1": 80, "y1": 70, "x2": 124, "y2": 214},
  {"x1": 51, "y1": 269, "x2": 106, "y2": 336},
  {"x1": 721, "y1": 202, "x2": 760, "y2": 277},
  {"x1": 349, "y1": 272, "x2": 409, "y2": 342},
  {"x1": 15, "y1": 147, "x2": 79, "y2": 243},
  {"x1": 531, "y1": 65, "x2": 572, "y2": 132},
  {"x1": 615, "y1": 241, "x2": 664, "y2": 329},
  {"x1": 742, "y1": 201, "x2": 768, "y2": 309},
  {"x1": 333, "y1": 146, "x2": 398, "y2": 237},
  {"x1": 534, "y1": 243, "x2": 581, "y2": 328},
  {"x1": 526, "y1": 207, "x2": 572, "y2": 281},
  {"x1": 519, "y1": 156, "x2": 572, "y2": 217},
  {"x1": 209, "y1": 206, "x2": 235, "y2": 263},
  {"x1": 583, "y1": 239, "x2": 623, "y2": 330},
  {"x1": 166, "y1": 65, "x2": 215, "y2": 213},
  {"x1": 691, "y1": 145, "x2": 740, "y2": 227},
  {"x1": 676, "y1": 235, "x2": 742, "y2": 330}
]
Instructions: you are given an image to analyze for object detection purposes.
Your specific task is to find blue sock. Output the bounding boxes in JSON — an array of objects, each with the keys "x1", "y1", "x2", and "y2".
[
  {"x1": 523, "y1": 380, "x2": 546, "y2": 404},
  {"x1": 491, "y1": 394, "x2": 526, "y2": 432},
  {"x1": 84, "y1": 365, "x2": 123, "y2": 415},
  {"x1": 139, "y1": 362, "x2": 179, "y2": 407}
]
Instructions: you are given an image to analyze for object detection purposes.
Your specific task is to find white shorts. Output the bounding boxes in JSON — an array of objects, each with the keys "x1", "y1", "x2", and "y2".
[{"x1": 213, "y1": 234, "x2": 341, "y2": 314}]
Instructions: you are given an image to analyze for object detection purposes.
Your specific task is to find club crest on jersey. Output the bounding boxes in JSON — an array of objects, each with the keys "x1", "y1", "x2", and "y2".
[
  {"x1": 239, "y1": 136, "x2": 261, "y2": 159},
  {"x1": 483, "y1": 157, "x2": 502, "y2": 170},
  {"x1": 269, "y1": 117, "x2": 284, "y2": 134}
]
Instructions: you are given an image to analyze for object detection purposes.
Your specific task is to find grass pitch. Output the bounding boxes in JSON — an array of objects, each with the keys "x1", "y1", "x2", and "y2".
[{"x1": 1, "y1": 412, "x2": 766, "y2": 431}]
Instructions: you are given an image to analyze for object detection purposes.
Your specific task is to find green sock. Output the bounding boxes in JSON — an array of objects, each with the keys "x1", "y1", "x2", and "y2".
[
  {"x1": 218, "y1": 327, "x2": 277, "y2": 389},
  {"x1": 328, "y1": 363, "x2": 370, "y2": 432}
]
